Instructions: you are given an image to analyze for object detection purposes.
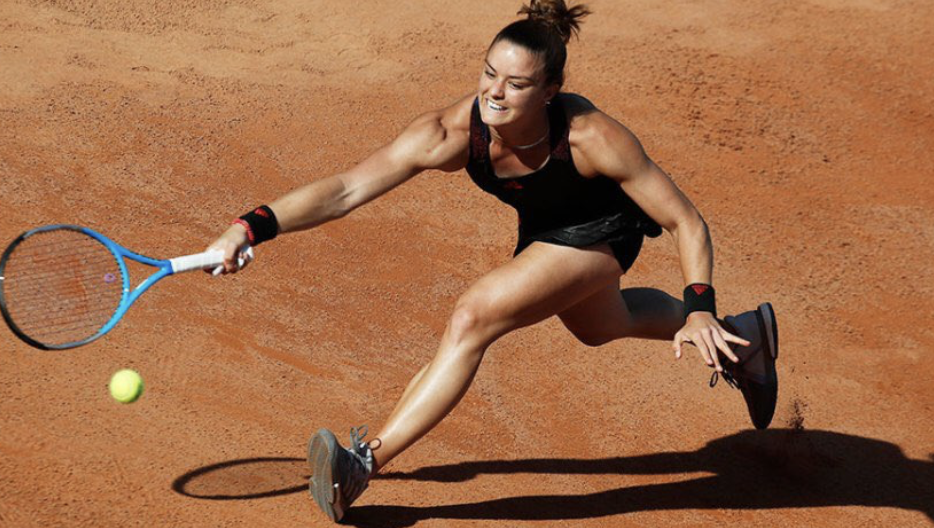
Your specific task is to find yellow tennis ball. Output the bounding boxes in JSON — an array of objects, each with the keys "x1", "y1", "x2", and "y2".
[{"x1": 109, "y1": 369, "x2": 144, "y2": 404}]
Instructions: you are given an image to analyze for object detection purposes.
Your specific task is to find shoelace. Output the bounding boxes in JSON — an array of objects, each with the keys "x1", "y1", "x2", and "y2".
[
  {"x1": 339, "y1": 426, "x2": 373, "y2": 505},
  {"x1": 350, "y1": 425, "x2": 368, "y2": 454},
  {"x1": 709, "y1": 369, "x2": 738, "y2": 389}
]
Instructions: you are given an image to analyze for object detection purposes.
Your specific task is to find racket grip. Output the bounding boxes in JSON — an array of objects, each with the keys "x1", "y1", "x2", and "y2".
[{"x1": 170, "y1": 247, "x2": 254, "y2": 274}]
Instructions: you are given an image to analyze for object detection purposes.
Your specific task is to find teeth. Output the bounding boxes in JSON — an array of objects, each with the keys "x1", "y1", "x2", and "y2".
[{"x1": 487, "y1": 99, "x2": 506, "y2": 112}]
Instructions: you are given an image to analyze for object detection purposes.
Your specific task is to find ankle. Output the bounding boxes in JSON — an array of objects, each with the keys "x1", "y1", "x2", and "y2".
[{"x1": 367, "y1": 438, "x2": 384, "y2": 476}]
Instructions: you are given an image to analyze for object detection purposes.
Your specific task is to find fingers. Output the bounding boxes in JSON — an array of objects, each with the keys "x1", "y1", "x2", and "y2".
[
  {"x1": 684, "y1": 328, "x2": 716, "y2": 370},
  {"x1": 203, "y1": 244, "x2": 236, "y2": 275},
  {"x1": 203, "y1": 244, "x2": 226, "y2": 275},
  {"x1": 673, "y1": 332, "x2": 683, "y2": 359},
  {"x1": 240, "y1": 246, "x2": 255, "y2": 267},
  {"x1": 674, "y1": 331, "x2": 716, "y2": 369},
  {"x1": 723, "y1": 331, "x2": 751, "y2": 348},
  {"x1": 700, "y1": 330, "x2": 723, "y2": 372},
  {"x1": 204, "y1": 222, "x2": 252, "y2": 276},
  {"x1": 220, "y1": 246, "x2": 253, "y2": 274},
  {"x1": 223, "y1": 243, "x2": 239, "y2": 273},
  {"x1": 675, "y1": 315, "x2": 749, "y2": 372},
  {"x1": 204, "y1": 242, "x2": 250, "y2": 276},
  {"x1": 713, "y1": 330, "x2": 740, "y2": 364},
  {"x1": 673, "y1": 328, "x2": 728, "y2": 371}
]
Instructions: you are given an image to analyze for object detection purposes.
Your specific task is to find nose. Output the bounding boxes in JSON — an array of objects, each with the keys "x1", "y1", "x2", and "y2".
[{"x1": 489, "y1": 79, "x2": 505, "y2": 99}]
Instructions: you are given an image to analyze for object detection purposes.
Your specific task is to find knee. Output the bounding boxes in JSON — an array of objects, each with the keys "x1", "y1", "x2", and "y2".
[
  {"x1": 432, "y1": 304, "x2": 490, "y2": 366},
  {"x1": 446, "y1": 286, "x2": 514, "y2": 352},
  {"x1": 447, "y1": 298, "x2": 491, "y2": 346}
]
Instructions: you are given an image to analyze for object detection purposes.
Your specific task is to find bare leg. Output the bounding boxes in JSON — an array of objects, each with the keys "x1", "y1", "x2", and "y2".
[
  {"x1": 391, "y1": 363, "x2": 429, "y2": 412},
  {"x1": 370, "y1": 242, "x2": 624, "y2": 471},
  {"x1": 559, "y1": 285, "x2": 684, "y2": 345},
  {"x1": 619, "y1": 287, "x2": 685, "y2": 339}
]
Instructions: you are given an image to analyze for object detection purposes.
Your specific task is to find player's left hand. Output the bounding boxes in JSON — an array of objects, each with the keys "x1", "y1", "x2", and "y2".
[{"x1": 673, "y1": 312, "x2": 750, "y2": 372}]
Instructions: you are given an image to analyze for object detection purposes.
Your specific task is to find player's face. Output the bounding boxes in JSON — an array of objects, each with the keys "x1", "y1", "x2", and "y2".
[{"x1": 478, "y1": 40, "x2": 558, "y2": 128}]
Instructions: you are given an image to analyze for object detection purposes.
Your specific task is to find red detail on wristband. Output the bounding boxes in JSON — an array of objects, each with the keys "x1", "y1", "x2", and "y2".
[
  {"x1": 232, "y1": 218, "x2": 255, "y2": 244},
  {"x1": 691, "y1": 284, "x2": 710, "y2": 295},
  {"x1": 255, "y1": 207, "x2": 269, "y2": 218}
]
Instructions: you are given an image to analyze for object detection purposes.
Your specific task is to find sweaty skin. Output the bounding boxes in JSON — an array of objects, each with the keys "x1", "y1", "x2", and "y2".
[{"x1": 207, "y1": 40, "x2": 747, "y2": 471}]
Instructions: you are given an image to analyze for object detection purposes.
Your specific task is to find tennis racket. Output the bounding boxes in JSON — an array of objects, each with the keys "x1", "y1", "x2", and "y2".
[{"x1": 0, "y1": 224, "x2": 253, "y2": 350}]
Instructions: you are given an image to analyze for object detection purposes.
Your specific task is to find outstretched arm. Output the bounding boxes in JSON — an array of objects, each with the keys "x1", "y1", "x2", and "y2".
[
  {"x1": 573, "y1": 110, "x2": 749, "y2": 371},
  {"x1": 271, "y1": 109, "x2": 468, "y2": 233},
  {"x1": 210, "y1": 98, "x2": 471, "y2": 270}
]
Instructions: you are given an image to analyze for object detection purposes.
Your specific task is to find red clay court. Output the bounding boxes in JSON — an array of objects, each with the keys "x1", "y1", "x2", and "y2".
[{"x1": 1, "y1": 0, "x2": 932, "y2": 526}]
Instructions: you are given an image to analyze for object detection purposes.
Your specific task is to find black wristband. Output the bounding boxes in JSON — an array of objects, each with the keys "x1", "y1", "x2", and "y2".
[
  {"x1": 683, "y1": 283, "x2": 716, "y2": 318},
  {"x1": 237, "y1": 205, "x2": 279, "y2": 245}
]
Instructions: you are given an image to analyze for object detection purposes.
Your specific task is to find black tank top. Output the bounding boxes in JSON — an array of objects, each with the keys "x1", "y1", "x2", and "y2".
[{"x1": 465, "y1": 96, "x2": 662, "y2": 246}]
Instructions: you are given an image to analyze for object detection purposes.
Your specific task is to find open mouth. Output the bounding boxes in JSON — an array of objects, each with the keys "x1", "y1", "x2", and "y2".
[{"x1": 486, "y1": 99, "x2": 507, "y2": 113}]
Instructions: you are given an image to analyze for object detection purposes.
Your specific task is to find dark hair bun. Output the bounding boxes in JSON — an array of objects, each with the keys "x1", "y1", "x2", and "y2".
[{"x1": 518, "y1": 0, "x2": 591, "y2": 44}]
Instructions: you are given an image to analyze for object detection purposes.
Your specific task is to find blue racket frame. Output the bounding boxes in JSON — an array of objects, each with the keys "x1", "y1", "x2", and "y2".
[{"x1": 0, "y1": 225, "x2": 179, "y2": 350}]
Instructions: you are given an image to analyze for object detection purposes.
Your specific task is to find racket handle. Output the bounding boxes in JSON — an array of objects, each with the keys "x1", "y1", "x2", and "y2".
[{"x1": 169, "y1": 247, "x2": 254, "y2": 274}]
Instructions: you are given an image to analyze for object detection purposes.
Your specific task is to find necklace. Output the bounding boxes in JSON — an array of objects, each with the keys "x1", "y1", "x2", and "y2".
[{"x1": 490, "y1": 126, "x2": 550, "y2": 150}]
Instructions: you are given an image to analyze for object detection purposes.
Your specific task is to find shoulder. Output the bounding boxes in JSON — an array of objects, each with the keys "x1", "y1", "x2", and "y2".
[
  {"x1": 392, "y1": 94, "x2": 474, "y2": 172},
  {"x1": 558, "y1": 93, "x2": 649, "y2": 181},
  {"x1": 408, "y1": 93, "x2": 474, "y2": 136}
]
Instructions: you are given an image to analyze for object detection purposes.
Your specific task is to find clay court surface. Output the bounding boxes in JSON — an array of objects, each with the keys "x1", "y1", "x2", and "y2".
[{"x1": 1, "y1": 0, "x2": 933, "y2": 526}]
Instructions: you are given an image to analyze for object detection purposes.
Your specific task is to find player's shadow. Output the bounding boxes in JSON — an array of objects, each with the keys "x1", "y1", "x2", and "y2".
[
  {"x1": 345, "y1": 429, "x2": 933, "y2": 527},
  {"x1": 168, "y1": 430, "x2": 933, "y2": 526}
]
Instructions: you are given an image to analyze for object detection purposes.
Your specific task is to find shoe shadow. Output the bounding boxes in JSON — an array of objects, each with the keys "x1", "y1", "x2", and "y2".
[{"x1": 344, "y1": 429, "x2": 933, "y2": 527}]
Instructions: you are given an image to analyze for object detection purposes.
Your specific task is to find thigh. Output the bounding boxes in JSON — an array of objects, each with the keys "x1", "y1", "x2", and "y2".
[{"x1": 458, "y1": 242, "x2": 623, "y2": 340}]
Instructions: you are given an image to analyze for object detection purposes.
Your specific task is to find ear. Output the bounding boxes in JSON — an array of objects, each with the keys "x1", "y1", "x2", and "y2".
[{"x1": 543, "y1": 84, "x2": 560, "y2": 105}]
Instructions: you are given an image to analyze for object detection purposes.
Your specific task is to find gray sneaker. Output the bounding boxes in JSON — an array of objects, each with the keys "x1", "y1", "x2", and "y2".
[
  {"x1": 308, "y1": 425, "x2": 374, "y2": 522},
  {"x1": 711, "y1": 302, "x2": 779, "y2": 429}
]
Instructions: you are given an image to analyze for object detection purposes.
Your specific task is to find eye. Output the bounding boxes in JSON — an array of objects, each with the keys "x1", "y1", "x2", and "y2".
[
  {"x1": 508, "y1": 82, "x2": 525, "y2": 89},
  {"x1": 484, "y1": 70, "x2": 495, "y2": 78}
]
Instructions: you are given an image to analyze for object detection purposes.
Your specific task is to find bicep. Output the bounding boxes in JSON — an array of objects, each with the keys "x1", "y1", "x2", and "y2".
[
  {"x1": 339, "y1": 112, "x2": 466, "y2": 209},
  {"x1": 581, "y1": 115, "x2": 700, "y2": 232},
  {"x1": 620, "y1": 158, "x2": 700, "y2": 233}
]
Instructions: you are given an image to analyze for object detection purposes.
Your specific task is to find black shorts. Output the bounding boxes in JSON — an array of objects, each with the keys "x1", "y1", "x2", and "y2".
[{"x1": 514, "y1": 214, "x2": 646, "y2": 273}]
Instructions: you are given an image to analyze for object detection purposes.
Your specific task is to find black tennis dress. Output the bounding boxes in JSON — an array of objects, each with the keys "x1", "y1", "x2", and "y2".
[{"x1": 465, "y1": 96, "x2": 662, "y2": 272}]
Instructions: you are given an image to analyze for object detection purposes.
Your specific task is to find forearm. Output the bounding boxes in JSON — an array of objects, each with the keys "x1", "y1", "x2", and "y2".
[
  {"x1": 268, "y1": 175, "x2": 352, "y2": 234},
  {"x1": 670, "y1": 215, "x2": 713, "y2": 286}
]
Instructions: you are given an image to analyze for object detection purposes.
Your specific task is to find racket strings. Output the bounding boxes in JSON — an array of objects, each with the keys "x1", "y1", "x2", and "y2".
[
  {"x1": 10, "y1": 262, "x2": 121, "y2": 292},
  {"x1": 10, "y1": 266, "x2": 122, "y2": 300},
  {"x1": 1, "y1": 230, "x2": 124, "y2": 347}
]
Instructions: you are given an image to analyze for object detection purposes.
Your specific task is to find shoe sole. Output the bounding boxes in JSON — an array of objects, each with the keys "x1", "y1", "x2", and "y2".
[
  {"x1": 758, "y1": 302, "x2": 778, "y2": 361},
  {"x1": 751, "y1": 302, "x2": 779, "y2": 429},
  {"x1": 308, "y1": 429, "x2": 340, "y2": 522}
]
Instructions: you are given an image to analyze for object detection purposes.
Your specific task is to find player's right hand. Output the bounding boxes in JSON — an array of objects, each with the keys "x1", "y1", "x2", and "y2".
[{"x1": 206, "y1": 223, "x2": 252, "y2": 274}]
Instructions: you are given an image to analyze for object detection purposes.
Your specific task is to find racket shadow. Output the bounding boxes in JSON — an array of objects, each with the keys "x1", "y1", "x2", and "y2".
[{"x1": 171, "y1": 457, "x2": 307, "y2": 500}]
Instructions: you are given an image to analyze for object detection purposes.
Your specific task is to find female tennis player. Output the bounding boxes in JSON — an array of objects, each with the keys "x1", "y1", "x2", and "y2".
[{"x1": 208, "y1": 0, "x2": 779, "y2": 522}]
